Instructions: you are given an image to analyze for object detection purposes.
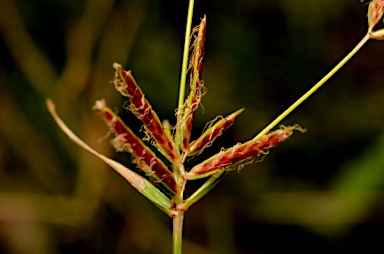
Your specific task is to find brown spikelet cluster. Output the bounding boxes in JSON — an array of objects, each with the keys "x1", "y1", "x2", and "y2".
[
  {"x1": 104, "y1": 15, "x2": 300, "y2": 189},
  {"x1": 178, "y1": 16, "x2": 207, "y2": 152},
  {"x1": 186, "y1": 125, "x2": 304, "y2": 180},
  {"x1": 93, "y1": 99, "x2": 177, "y2": 193},
  {"x1": 113, "y1": 63, "x2": 181, "y2": 164},
  {"x1": 47, "y1": 14, "x2": 304, "y2": 219}
]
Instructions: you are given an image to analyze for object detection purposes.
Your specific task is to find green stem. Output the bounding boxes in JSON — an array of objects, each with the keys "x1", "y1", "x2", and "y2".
[
  {"x1": 172, "y1": 209, "x2": 185, "y2": 254},
  {"x1": 175, "y1": 0, "x2": 194, "y2": 150},
  {"x1": 178, "y1": 0, "x2": 195, "y2": 109},
  {"x1": 253, "y1": 33, "x2": 370, "y2": 141}
]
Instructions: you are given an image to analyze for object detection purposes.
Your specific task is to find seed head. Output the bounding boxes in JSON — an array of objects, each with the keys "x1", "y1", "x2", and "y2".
[
  {"x1": 188, "y1": 108, "x2": 244, "y2": 156},
  {"x1": 113, "y1": 63, "x2": 181, "y2": 164},
  {"x1": 178, "y1": 16, "x2": 207, "y2": 151},
  {"x1": 186, "y1": 125, "x2": 304, "y2": 180},
  {"x1": 93, "y1": 99, "x2": 177, "y2": 193}
]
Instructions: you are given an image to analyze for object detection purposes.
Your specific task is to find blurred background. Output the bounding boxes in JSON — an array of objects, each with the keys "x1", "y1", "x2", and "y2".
[{"x1": 1, "y1": 0, "x2": 384, "y2": 253}]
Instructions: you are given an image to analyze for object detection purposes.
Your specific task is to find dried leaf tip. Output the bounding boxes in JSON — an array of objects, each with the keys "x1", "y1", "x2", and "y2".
[{"x1": 368, "y1": 0, "x2": 384, "y2": 31}]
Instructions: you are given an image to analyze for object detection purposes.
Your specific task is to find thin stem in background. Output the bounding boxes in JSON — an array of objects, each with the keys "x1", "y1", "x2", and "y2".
[
  {"x1": 178, "y1": 0, "x2": 195, "y2": 110},
  {"x1": 253, "y1": 33, "x2": 371, "y2": 141}
]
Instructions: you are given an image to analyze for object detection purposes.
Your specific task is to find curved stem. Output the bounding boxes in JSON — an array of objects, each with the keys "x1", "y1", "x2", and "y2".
[{"x1": 253, "y1": 33, "x2": 370, "y2": 141}]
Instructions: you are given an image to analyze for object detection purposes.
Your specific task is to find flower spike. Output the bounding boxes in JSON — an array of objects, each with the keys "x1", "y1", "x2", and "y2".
[
  {"x1": 177, "y1": 16, "x2": 207, "y2": 152},
  {"x1": 113, "y1": 63, "x2": 181, "y2": 165},
  {"x1": 93, "y1": 99, "x2": 177, "y2": 193},
  {"x1": 188, "y1": 108, "x2": 244, "y2": 156},
  {"x1": 186, "y1": 125, "x2": 305, "y2": 180}
]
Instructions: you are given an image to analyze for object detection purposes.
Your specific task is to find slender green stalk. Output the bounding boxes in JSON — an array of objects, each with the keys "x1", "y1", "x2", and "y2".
[
  {"x1": 178, "y1": 0, "x2": 195, "y2": 109},
  {"x1": 175, "y1": 0, "x2": 195, "y2": 152},
  {"x1": 173, "y1": 2, "x2": 195, "y2": 253},
  {"x1": 172, "y1": 210, "x2": 185, "y2": 254},
  {"x1": 253, "y1": 33, "x2": 370, "y2": 141}
]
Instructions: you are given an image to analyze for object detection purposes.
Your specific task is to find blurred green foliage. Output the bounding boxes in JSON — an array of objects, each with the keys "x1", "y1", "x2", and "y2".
[{"x1": 1, "y1": 0, "x2": 384, "y2": 253}]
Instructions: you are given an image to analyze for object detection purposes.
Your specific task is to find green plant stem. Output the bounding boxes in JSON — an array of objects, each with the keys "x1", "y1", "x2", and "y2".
[
  {"x1": 253, "y1": 33, "x2": 370, "y2": 141},
  {"x1": 172, "y1": 209, "x2": 185, "y2": 254},
  {"x1": 178, "y1": 0, "x2": 194, "y2": 110},
  {"x1": 175, "y1": 0, "x2": 194, "y2": 151}
]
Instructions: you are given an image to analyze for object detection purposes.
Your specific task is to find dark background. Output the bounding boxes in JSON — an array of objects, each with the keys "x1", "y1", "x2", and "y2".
[{"x1": 1, "y1": 0, "x2": 384, "y2": 253}]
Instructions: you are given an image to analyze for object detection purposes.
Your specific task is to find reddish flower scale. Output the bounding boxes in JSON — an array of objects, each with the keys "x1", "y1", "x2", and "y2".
[
  {"x1": 182, "y1": 113, "x2": 194, "y2": 151},
  {"x1": 188, "y1": 108, "x2": 244, "y2": 156},
  {"x1": 187, "y1": 126, "x2": 301, "y2": 179},
  {"x1": 181, "y1": 16, "x2": 207, "y2": 151},
  {"x1": 93, "y1": 99, "x2": 177, "y2": 193},
  {"x1": 190, "y1": 15, "x2": 206, "y2": 83},
  {"x1": 113, "y1": 63, "x2": 180, "y2": 164}
]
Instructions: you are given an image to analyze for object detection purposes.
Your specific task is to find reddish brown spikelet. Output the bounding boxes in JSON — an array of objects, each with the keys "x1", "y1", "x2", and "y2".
[
  {"x1": 368, "y1": 0, "x2": 384, "y2": 31},
  {"x1": 189, "y1": 15, "x2": 206, "y2": 86},
  {"x1": 181, "y1": 111, "x2": 194, "y2": 151},
  {"x1": 93, "y1": 99, "x2": 177, "y2": 193},
  {"x1": 113, "y1": 63, "x2": 180, "y2": 164},
  {"x1": 187, "y1": 125, "x2": 302, "y2": 178},
  {"x1": 180, "y1": 16, "x2": 207, "y2": 151},
  {"x1": 188, "y1": 108, "x2": 244, "y2": 156}
]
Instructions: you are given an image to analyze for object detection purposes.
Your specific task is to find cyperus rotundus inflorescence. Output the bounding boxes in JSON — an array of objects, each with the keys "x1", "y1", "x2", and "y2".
[{"x1": 47, "y1": 1, "x2": 384, "y2": 253}]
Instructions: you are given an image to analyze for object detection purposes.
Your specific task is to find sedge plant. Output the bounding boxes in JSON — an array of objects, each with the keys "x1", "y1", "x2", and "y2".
[{"x1": 46, "y1": 0, "x2": 384, "y2": 253}]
